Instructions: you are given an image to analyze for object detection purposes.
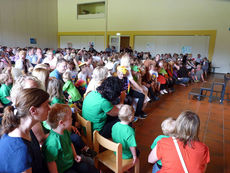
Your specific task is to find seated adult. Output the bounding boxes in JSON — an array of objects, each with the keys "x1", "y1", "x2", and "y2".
[
  {"x1": 82, "y1": 76, "x2": 122, "y2": 138},
  {"x1": 148, "y1": 111, "x2": 210, "y2": 173},
  {"x1": 49, "y1": 58, "x2": 67, "y2": 81},
  {"x1": 0, "y1": 88, "x2": 50, "y2": 173},
  {"x1": 175, "y1": 62, "x2": 190, "y2": 86}
]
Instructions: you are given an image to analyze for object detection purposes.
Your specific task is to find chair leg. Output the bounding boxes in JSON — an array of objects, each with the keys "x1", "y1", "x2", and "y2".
[{"x1": 134, "y1": 158, "x2": 140, "y2": 173}]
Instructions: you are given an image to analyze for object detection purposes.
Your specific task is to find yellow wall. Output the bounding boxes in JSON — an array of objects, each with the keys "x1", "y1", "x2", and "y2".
[{"x1": 58, "y1": 0, "x2": 230, "y2": 73}]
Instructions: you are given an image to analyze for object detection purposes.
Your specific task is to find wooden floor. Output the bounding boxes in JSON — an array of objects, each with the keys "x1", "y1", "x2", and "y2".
[{"x1": 133, "y1": 73, "x2": 230, "y2": 173}]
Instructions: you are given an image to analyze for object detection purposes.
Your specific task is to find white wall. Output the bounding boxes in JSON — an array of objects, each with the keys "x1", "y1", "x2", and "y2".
[
  {"x1": 134, "y1": 36, "x2": 210, "y2": 58},
  {"x1": 60, "y1": 35, "x2": 104, "y2": 51},
  {"x1": 0, "y1": 0, "x2": 58, "y2": 49},
  {"x1": 58, "y1": 0, "x2": 230, "y2": 73}
]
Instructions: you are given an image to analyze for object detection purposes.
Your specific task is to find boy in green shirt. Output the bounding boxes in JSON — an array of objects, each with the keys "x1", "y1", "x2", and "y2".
[
  {"x1": 112, "y1": 105, "x2": 139, "y2": 166},
  {"x1": 42, "y1": 104, "x2": 99, "y2": 173}
]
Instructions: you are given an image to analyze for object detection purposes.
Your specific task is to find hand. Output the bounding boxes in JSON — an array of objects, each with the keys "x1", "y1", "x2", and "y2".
[
  {"x1": 71, "y1": 126, "x2": 81, "y2": 136},
  {"x1": 68, "y1": 95, "x2": 72, "y2": 100},
  {"x1": 75, "y1": 155, "x2": 82, "y2": 163},
  {"x1": 132, "y1": 156, "x2": 138, "y2": 166}
]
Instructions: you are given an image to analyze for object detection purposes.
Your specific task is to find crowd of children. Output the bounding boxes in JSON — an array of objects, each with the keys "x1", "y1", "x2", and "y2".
[{"x1": 0, "y1": 45, "x2": 210, "y2": 172}]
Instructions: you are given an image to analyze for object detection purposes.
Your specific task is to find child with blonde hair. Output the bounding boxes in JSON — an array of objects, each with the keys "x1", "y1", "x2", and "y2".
[
  {"x1": 42, "y1": 104, "x2": 99, "y2": 173},
  {"x1": 150, "y1": 117, "x2": 176, "y2": 173},
  {"x1": 112, "y1": 105, "x2": 139, "y2": 166},
  {"x1": 0, "y1": 73, "x2": 13, "y2": 107},
  {"x1": 47, "y1": 78, "x2": 65, "y2": 105},
  {"x1": 63, "y1": 71, "x2": 82, "y2": 105}
]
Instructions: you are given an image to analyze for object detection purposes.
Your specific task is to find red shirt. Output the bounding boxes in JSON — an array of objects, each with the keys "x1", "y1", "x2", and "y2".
[{"x1": 157, "y1": 137, "x2": 210, "y2": 173}]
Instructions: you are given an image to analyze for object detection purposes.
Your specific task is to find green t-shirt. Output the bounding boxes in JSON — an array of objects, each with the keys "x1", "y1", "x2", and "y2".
[
  {"x1": 0, "y1": 84, "x2": 12, "y2": 104},
  {"x1": 63, "y1": 80, "x2": 81, "y2": 103},
  {"x1": 50, "y1": 97, "x2": 65, "y2": 105},
  {"x1": 151, "y1": 135, "x2": 170, "y2": 166},
  {"x1": 82, "y1": 91, "x2": 113, "y2": 132},
  {"x1": 159, "y1": 68, "x2": 167, "y2": 75},
  {"x1": 41, "y1": 121, "x2": 51, "y2": 134},
  {"x1": 112, "y1": 122, "x2": 137, "y2": 159},
  {"x1": 42, "y1": 130, "x2": 74, "y2": 173}
]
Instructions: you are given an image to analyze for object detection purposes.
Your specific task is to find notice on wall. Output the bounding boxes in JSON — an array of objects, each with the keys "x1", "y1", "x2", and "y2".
[
  {"x1": 182, "y1": 46, "x2": 192, "y2": 54},
  {"x1": 67, "y1": 42, "x2": 72, "y2": 48}
]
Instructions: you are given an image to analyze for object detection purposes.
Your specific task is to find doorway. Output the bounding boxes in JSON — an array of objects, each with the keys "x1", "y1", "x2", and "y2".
[{"x1": 120, "y1": 36, "x2": 130, "y2": 52}]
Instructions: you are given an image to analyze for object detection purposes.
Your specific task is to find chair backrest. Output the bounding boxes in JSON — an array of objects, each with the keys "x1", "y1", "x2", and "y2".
[
  {"x1": 76, "y1": 112, "x2": 92, "y2": 148},
  {"x1": 93, "y1": 130, "x2": 123, "y2": 173}
]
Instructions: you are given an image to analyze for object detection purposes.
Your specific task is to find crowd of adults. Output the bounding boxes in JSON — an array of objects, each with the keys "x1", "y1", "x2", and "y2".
[{"x1": 0, "y1": 44, "x2": 210, "y2": 172}]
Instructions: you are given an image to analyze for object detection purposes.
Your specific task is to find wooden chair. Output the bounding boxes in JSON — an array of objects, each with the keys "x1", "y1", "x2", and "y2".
[
  {"x1": 76, "y1": 112, "x2": 92, "y2": 148},
  {"x1": 93, "y1": 131, "x2": 140, "y2": 173}
]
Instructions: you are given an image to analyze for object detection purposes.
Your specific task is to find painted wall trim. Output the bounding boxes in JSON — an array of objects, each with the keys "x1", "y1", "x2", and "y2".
[{"x1": 58, "y1": 30, "x2": 216, "y2": 61}]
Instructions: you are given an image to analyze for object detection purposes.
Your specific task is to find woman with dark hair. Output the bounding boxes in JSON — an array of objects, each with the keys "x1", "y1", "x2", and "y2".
[
  {"x1": 148, "y1": 111, "x2": 210, "y2": 173},
  {"x1": 0, "y1": 88, "x2": 50, "y2": 173},
  {"x1": 82, "y1": 76, "x2": 123, "y2": 138}
]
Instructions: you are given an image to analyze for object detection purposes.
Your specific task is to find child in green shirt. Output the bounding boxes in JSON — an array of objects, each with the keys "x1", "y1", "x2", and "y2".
[
  {"x1": 112, "y1": 105, "x2": 139, "y2": 166},
  {"x1": 63, "y1": 71, "x2": 82, "y2": 105},
  {"x1": 150, "y1": 117, "x2": 176, "y2": 173},
  {"x1": 0, "y1": 73, "x2": 13, "y2": 106},
  {"x1": 42, "y1": 103, "x2": 99, "y2": 173}
]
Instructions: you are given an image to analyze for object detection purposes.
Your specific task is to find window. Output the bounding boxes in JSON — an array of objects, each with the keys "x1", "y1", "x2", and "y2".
[{"x1": 77, "y1": 1, "x2": 105, "y2": 19}]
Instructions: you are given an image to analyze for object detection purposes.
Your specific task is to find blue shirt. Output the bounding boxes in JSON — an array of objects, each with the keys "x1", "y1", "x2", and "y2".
[
  {"x1": 0, "y1": 134, "x2": 32, "y2": 172},
  {"x1": 50, "y1": 69, "x2": 62, "y2": 80}
]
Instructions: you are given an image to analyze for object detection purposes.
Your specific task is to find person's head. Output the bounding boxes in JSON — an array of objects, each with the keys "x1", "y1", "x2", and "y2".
[
  {"x1": 47, "y1": 78, "x2": 64, "y2": 101},
  {"x1": 46, "y1": 50, "x2": 54, "y2": 59},
  {"x1": 118, "y1": 105, "x2": 134, "y2": 123},
  {"x1": 175, "y1": 111, "x2": 200, "y2": 147},
  {"x1": 197, "y1": 64, "x2": 201, "y2": 70},
  {"x1": 120, "y1": 54, "x2": 131, "y2": 68},
  {"x1": 62, "y1": 71, "x2": 71, "y2": 82},
  {"x1": 97, "y1": 76, "x2": 122, "y2": 102},
  {"x1": 1, "y1": 88, "x2": 50, "y2": 135},
  {"x1": 67, "y1": 60, "x2": 75, "y2": 71},
  {"x1": 47, "y1": 104, "x2": 72, "y2": 130},
  {"x1": 56, "y1": 59, "x2": 67, "y2": 74},
  {"x1": 19, "y1": 50, "x2": 26, "y2": 60},
  {"x1": 0, "y1": 73, "x2": 13, "y2": 85},
  {"x1": 161, "y1": 117, "x2": 176, "y2": 136},
  {"x1": 28, "y1": 48, "x2": 35, "y2": 55},
  {"x1": 92, "y1": 66, "x2": 108, "y2": 82},
  {"x1": 10, "y1": 75, "x2": 42, "y2": 104},
  {"x1": 32, "y1": 68, "x2": 49, "y2": 91},
  {"x1": 117, "y1": 66, "x2": 127, "y2": 79},
  {"x1": 34, "y1": 63, "x2": 50, "y2": 71}
]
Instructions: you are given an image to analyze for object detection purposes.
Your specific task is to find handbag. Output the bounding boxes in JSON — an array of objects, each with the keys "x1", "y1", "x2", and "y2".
[{"x1": 172, "y1": 137, "x2": 189, "y2": 173}]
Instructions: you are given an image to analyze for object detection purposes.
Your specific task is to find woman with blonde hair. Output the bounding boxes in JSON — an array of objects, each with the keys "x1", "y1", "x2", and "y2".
[
  {"x1": 148, "y1": 111, "x2": 210, "y2": 173},
  {"x1": 85, "y1": 66, "x2": 108, "y2": 96},
  {"x1": 32, "y1": 68, "x2": 49, "y2": 91}
]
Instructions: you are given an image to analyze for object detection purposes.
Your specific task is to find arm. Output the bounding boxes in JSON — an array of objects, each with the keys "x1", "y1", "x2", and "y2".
[
  {"x1": 148, "y1": 145, "x2": 158, "y2": 164},
  {"x1": 120, "y1": 91, "x2": 126, "y2": 104},
  {"x1": 71, "y1": 143, "x2": 81, "y2": 163},
  {"x1": 130, "y1": 146, "x2": 138, "y2": 165},
  {"x1": 22, "y1": 168, "x2": 32, "y2": 173},
  {"x1": 129, "y1": 78, "x2": 144, "y2": 93},
  {"x1": 47, "y1": 161, "x2": 58, "y2": 173},
  {"x1": 106, "y1": 104, "x2": 122, "y2": 117}
]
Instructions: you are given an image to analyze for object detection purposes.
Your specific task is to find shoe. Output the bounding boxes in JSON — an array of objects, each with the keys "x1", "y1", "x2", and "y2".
[
  {"x1": 163, "y1": 89, "x2": 168, "y2": 94},
  {"x1": 138, "y1": 114, "x2": 146, "y2": 119},
  {"x1": 133, "y1": 117, "x2": 138, "y2": 122},
  {"x1": 140, "y1": 111, "x2": 147, "y2": 118},
  {"x1": 82, "y1": 148, "x2": 97, "y2": 158},
  {"x1": 160, "y1": 90, "x2": 164, "y2": 95}
]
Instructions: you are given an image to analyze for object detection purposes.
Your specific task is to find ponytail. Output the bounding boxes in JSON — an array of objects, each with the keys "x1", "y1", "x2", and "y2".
[{"x1": 1, "y1": 106, "x2": 20, "y2": 135}]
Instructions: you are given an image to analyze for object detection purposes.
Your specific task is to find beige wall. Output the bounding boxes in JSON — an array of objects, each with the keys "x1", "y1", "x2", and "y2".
[
  {"x1": 0, "y1": 0, "x2": 58, "y2": 49},
  {"x1": 58, "y1": 0, "x2": 230, "y2": 73}
]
